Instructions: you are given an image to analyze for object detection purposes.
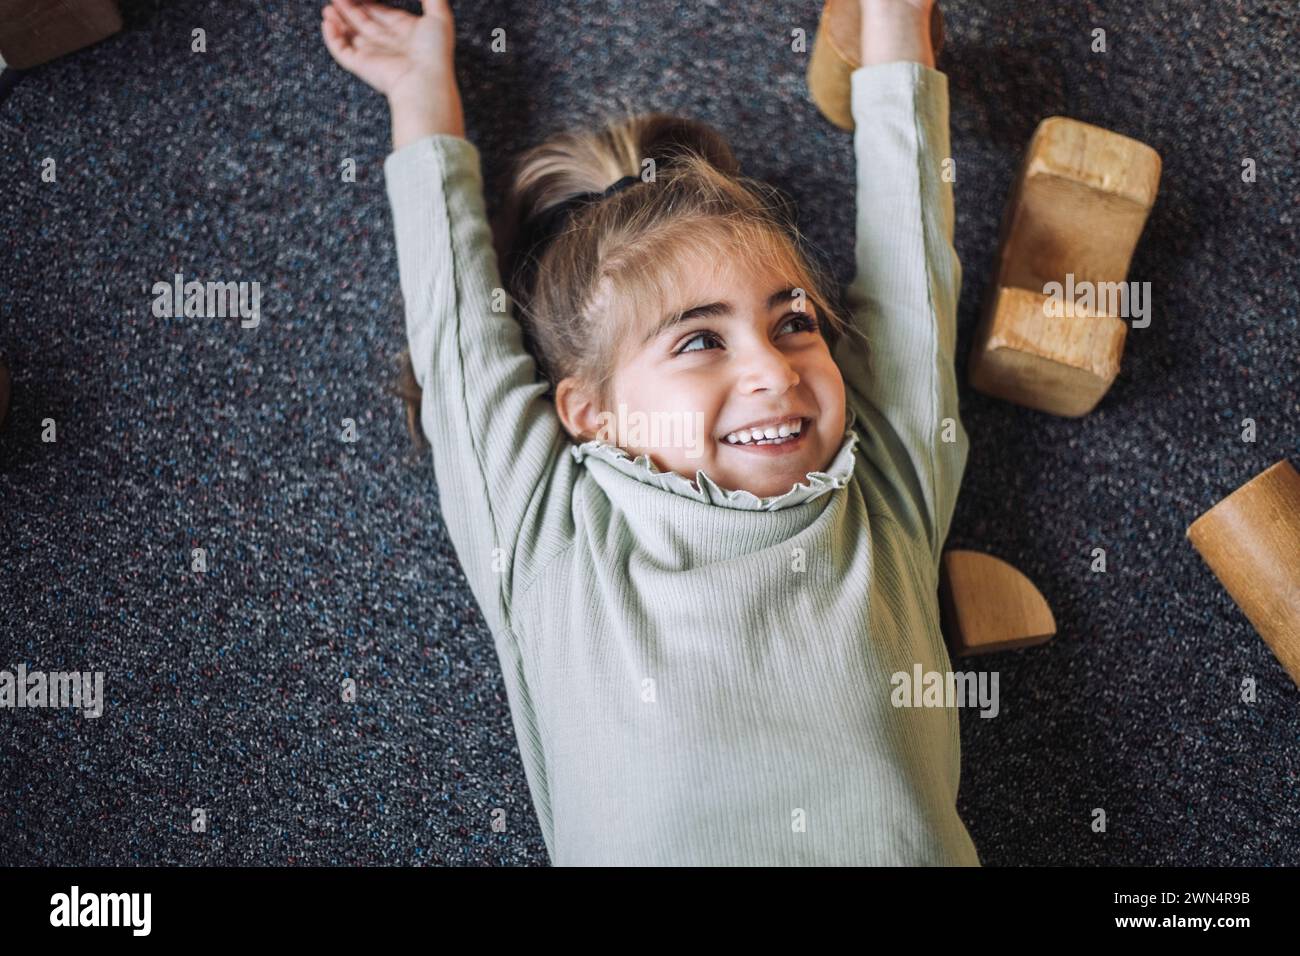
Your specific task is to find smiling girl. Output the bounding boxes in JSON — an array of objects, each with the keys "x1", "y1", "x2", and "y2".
[{"x1": 323, "y1": 0, "x2": 977, "y2": 865}]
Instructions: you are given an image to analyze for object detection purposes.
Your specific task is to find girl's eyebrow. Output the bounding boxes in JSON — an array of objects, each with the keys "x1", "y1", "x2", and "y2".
[{"x1": 642, "y1": 286, "x2": 803, "y2": 345}]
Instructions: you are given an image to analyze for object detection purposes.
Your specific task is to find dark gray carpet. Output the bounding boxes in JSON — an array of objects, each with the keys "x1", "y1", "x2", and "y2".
[{"x1": 1, "y1": 0, "x2": 1296, "y2": 866}]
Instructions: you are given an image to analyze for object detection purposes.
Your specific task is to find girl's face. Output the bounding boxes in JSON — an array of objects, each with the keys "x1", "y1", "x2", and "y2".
[{"x1": 561, "y1": 255, "x2": 848, "y2": 500}]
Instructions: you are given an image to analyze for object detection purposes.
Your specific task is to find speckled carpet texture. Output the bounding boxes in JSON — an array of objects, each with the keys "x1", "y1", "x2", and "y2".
[{"x1": 1, "y1": 0, "x2": 1296, "y2": 866}]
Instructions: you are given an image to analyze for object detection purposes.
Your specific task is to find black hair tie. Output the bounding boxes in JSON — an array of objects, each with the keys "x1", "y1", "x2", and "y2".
[{"x1": 519, "y1": 174, "x2": 644, "y2": 267}]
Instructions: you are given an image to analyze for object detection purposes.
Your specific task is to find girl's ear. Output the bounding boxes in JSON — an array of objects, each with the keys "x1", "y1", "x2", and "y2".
[{"x1": 555, "y1": 377, "x2": 609, "y2": 443}]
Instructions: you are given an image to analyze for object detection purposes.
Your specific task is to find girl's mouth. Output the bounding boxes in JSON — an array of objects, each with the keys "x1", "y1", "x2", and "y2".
[{"x1": 720, "y1": 417, "x2": 810, "y2": 455}]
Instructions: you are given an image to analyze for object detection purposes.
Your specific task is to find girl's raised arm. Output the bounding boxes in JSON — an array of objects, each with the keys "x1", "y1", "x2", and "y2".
[
  {"x1": 324, "y1": 0, "x2": 570, "y2": 638},
  {"x1": 834, "y1": 0, "x2": 968, "y2": 572}
]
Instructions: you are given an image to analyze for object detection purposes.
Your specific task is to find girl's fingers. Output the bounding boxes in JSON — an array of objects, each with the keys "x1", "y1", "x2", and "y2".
[
  {"x1": 323, "y1": 13, "x2": 383, "y2": 56},
  {"x1": 321, "y1": 18, "x2": 359, "y2": 63},
  {"x1": 324, "y1": 5, "x2": 391, "y2": 56},
  {"x1": 421, "y1": 0, "x2": 453, "y2": 17},
  {"x1": 322, "y1": 11, "x2": 351, "y2": 45},
  {"x1": 322, "y1": 5, "x2": 354, "y2": 42},
  {"x1": 354, "y1": 0, "x2": 410, "y2": 31},
  {"x1": 334, "y1": 0, "x2": 392, "y2": 37},
  {"x1": 408, "y1": 0, "x2": 454, "y2": 31},
  {"x1": 328, "y1": 0, "x2": 373, "y2": 40}
]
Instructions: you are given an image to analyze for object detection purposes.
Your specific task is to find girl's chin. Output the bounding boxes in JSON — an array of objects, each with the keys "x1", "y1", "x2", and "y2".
[
  {"x1": 651, "y1": 440, "x2": 829, "y2": 495},
  {"x1": 710, "y1": 451, "x2": 829, "y2": 496}
]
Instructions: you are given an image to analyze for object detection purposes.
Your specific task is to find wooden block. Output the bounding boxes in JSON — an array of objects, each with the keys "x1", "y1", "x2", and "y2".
[
  {"x1": 1186, "y1": 459, "x2": 1300, "y2": 688},
  {"x1": 969, "y1": 117, "x2": 1161, "y2": 416},
  {"x1": 807, "y1": 0, "x2": 945, "y2": 131},
  {"x1": 0, "y1": 0, "x2": 122, "y2": 70},
  {"x1": 938, "y1": 550, "x2": 1056, "y2": 656},
  {"x1": 968, "y1": 285, "x2": 1129, "y2": 417},
  {"x1": 993, "y1": 117, "x2": 1162, "y2": 291}
]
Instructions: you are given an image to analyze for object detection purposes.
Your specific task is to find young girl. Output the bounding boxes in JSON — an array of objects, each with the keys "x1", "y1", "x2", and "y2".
[{"x1": 323, "y1": 0, "x2": 977, "y2": 865}]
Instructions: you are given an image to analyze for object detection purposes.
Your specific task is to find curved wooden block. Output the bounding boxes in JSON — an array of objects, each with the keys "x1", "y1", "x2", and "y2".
[
  {"x1": 808, "y1": 0, "x2": 945, "y2": 131},
  {"x1": 1186, "y1": 459, "x2": 1300, "y2": 687},
  {"x1": 969, "y1": 116, "x2": 1161, "y2": 416},
  {"x1": 939, "y1": 550, "x2": 1056, "y2": 656}
]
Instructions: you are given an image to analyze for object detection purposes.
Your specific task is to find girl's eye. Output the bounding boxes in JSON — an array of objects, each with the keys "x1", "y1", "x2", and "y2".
[
  {"x1": 780, "y1": 312, "x2": 819, "y2": 336},
  {"x1": 676, "y1": 331, "x2": 724, "y2": 355},
  {"x1": 673, "y1": 313, "x2": 819, "y2": 356}
]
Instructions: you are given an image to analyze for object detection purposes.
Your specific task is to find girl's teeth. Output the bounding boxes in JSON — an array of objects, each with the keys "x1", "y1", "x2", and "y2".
[{"x1": 724, "y1": 419, "x2": 804, "y2": 445}]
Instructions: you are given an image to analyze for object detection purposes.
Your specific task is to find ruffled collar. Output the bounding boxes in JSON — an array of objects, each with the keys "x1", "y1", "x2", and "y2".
[{"x1": 569, "y1": 407, "x2": 859, "y2": 511}]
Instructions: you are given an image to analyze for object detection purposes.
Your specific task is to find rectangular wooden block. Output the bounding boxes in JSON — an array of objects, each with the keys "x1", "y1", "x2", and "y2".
[
  {"x1": 996, "y1": 116, "x2": 1162, "y2": 292},
  {"x1": 969, "y1": 285, "x2": 1129, "y2": 417}
]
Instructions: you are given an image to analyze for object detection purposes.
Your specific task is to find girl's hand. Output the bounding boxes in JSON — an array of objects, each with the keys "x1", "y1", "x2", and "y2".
[
  {"x1": 858, "y1": 0, "x2": 936, "y2": 68},
  {"x1": 862, "y1": 0, "x2": 934, "y2": 13},
  {"x1": 322, "y1": 0, "x2": 465, "y2": 144},
  {"x1": 322, "y1": 0, "x2": 450, "y2": 100}
]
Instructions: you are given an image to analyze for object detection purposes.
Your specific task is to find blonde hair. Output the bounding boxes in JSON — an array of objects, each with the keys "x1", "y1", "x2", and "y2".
[{"x1": 396, "y1": 110, "x2": 851, "y2": 445}]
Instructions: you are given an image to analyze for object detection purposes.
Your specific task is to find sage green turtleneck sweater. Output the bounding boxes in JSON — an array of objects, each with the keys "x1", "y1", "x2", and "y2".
[{"x1": 384, "y1": 61, "x2": 978, "y2": 866}]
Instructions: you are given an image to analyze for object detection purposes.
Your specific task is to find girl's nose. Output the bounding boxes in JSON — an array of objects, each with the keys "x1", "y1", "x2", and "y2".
[{"x1": 737, "y1": 341, "x2": 800, "y2": 394}]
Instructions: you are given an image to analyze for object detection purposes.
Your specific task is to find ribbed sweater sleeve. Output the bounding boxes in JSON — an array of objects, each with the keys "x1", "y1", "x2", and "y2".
[
  {"x1": 383, "y1": 135, "x2": 568, "y2": 637},
  {"x1": 836, "y1": 62, "x2": 969, "y2": 570}
]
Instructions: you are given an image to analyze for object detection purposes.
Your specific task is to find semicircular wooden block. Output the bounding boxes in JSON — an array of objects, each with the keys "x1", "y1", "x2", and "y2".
[
  {"x1": 1186, "y1": 459, "x2": 1300, "y2": 688},
  {"x1": 969, "y1": 116, "x2": 1161, "y2": 416},
  {"x1": 807, "y1": 0, "x2": 945, "y2": 130},
  {"x1": 939, "y1": 550, "x2": 1056, "y2": 656}
]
